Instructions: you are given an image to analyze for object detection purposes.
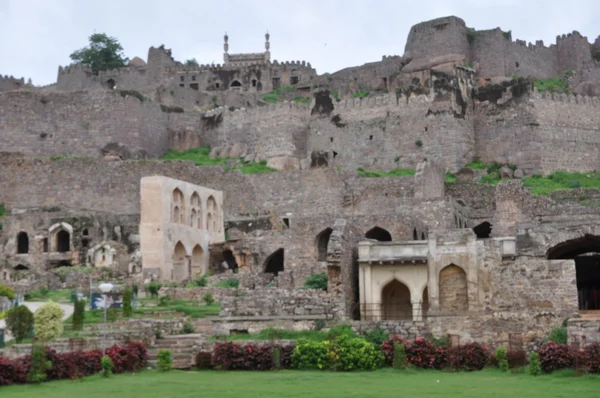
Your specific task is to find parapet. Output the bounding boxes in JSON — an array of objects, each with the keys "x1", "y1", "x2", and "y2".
[
  {"x1": 0, "y1": 75, "x2": 25, "y2": 91},
  {"x1": 532, "y1": 89, "x2": 600, "y2": 106}
]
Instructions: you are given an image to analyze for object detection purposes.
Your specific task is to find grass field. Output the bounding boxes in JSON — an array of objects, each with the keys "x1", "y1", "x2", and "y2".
[{"x1": 2, "y1": 368, "x2": 599, "y2": 398}]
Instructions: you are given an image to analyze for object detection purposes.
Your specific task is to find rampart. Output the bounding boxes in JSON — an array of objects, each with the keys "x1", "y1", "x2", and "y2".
[
  {"x1": 404, "y1": 16, "x2": 470, "y2": 60},
  {"x1": 0, "y1": 90, "x2": 170, "y2": 158},
  {"x1": 0, "y1": 75, "x2": 25, "y2": 92}
]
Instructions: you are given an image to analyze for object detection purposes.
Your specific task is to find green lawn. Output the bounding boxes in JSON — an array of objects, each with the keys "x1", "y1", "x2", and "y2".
[{"x1": 2, "y1": 368, "x2": 599, "y2": 398}]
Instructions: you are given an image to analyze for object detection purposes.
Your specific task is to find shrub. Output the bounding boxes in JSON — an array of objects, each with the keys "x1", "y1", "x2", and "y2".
[
  {"x1": 28, "y1": 344, "x2": 51, "y2": 383},
  {"x1": 72, "y1": 298, "x2": 86, "y2": 330},
  {"x1": 537, "y1": 342, "x2": 572, "y2": 373},
  {"x1": 0, "y1": 357, "x2": 28, "y2": 385},
  {"x1": 393, "y1": 342, "x2": 406, "y2": 369},
  {"x1": 158, "y1": 294, "x2": 171, "y2": 307},
  {"x1": 5, "y1": 305, "x2": 34, "y2": 343},
  {"x1": 181, "y1": 321, "x2": 195, "y2": 334},
  {"x1": 194, "y1": 274, "x2": 208, "y2": 287},
  {"x1": 547, "y1": 327, "x2": 567, "y2": 344},
  {"x1": 585, "y1": 343, "x2": 600, "y2": 373},
  {"x1": 495, "y1": 347, "x2": 508, "y2": 371},
  {"x1": 34, "y1": 301, "x2": 65, "y2": 342},
  {"x1": 0, "y1": 284, "x2": 15, "y2": 299},
  {"x1": 405, "y1": 338, "x2": 437, "y2": 369},
  {"x1": 203, "y1": 292, "x2": 215, "y2": 305},
  {"x1": 448, "y1": 343, "x2": 489, "y2": 371},
  {"x1": 303, "y1": 273, "x2": 328, "y2": 291},
  {"x1": 272, "y1": 347, "x2": 282, "y2": 370},
  {"x1": 105, "y1": 341, "x2": 148, "y2": 373},
  {"x1": 157, "y1": 350, "x2": 173, "y2": 372},
  {"x1": 146, "y1": 281, "x2": 162, "y2": 297},
  {"x1": 122, "y1": 285, "x2": 133, "y2": 317},
  {"x1": 291, "y1": 340, "x2": 329, "y2": 370},
  {"x1": 101, "y1": 355, "x2": 113, "y2": 377},
  {"x1": 327, "y1": 324, "x2": 358, "y2": 340},
  {"x1": 363, "y1": 327, "x2": 389, "y2": 347},
  {"x1": 212, "y1": 342, "x2": 292, "y2": 371},
  {"x1": 329, "y1": 334, "x2": 384, "y2": 371},
  {"x1": 529, "y1": 352, "x2": 542, "y2": 376},
  {"x1": 431, "y1": 335, "x2": 449, "y2": 347}
]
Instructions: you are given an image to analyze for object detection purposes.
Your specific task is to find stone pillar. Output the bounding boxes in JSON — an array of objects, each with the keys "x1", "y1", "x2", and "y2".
[{"x1": 411, "y1": 300, "x2": 422, "y2": 321}]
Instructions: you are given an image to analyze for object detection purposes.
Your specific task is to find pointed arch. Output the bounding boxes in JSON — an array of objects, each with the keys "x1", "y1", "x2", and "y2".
[
  {"x1": 17, "y1": 232, "x2": 29, "y2": 254},
  {"x1": 56, "y1": 230, "x2": 70, "y2": 252},
  {"x1": 191, "y1": 244, "x2": 204, "y2": 276},
  {"x1": 14, "y1": 264, "x2": 29, "y2": 270},
  {"x1": 439, "y1": 264, "x2": 468, "y2": 312},
  {"x1": 172, "y1": 241, "x2": 188, "y2": 281},
  {"x1": 316, "y1": 228, "x2": 333, "y2": 262},
  {"x1": 172, "y1": 188, "x2": 184, "y2": 224},
  {"x1": 365, "y1": 227, "x2": 392, "y2": 242},
  {"x1": 190, "y1": 192, "x2": 201, "y2": 228},
  {"x1": 207, "y1": 195, "x2": 217, "y2": 231},
  {"x1": 264, "y1": 248, "x2": 284, "y2": 276},
  {"x1": 381, "y1": 279, "x2": 412, "y2": 320}
]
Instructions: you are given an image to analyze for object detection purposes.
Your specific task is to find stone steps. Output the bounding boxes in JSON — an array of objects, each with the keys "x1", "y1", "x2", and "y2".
[
  {"x1": 580, "y1": 310, "x2": 600, "y2": 320},
  {"x1": 147, "y1": 333, "x2": 207, "y2": 369}
]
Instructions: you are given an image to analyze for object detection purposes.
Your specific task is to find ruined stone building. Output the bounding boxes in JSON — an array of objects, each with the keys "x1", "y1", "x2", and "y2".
[{"x1": 1, "y1": 16, "x2": 600, "y2": 345}]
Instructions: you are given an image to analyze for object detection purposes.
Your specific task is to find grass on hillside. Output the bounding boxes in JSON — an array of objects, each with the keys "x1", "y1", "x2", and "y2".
[
  {"x1": 263, "y1": 86, "x2": 297, "y2": 103},
  {"x1": 2, "y1": 368, "x2": 600, "y2": 398},
  {"x1": 357, "y1": 167, "x2": 415, "y2": 178},
  {"x1": 160, "y1": 147, "x2": 276, "y2": 174},
  {"x1": 522, "y1": 171, "x2": 600, "y2": 195}
]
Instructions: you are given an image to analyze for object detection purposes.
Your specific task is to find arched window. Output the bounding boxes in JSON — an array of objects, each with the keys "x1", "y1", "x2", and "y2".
[
  {"x1": 172, "y1": 188, "x2": 184, "y2": 224},
  {"x1": 207, "y1": 195, "x2": 217, "y2": 231},
  {"x1": 439, "y1": 264, "x2": 468, "y2": 312},
  {"x1": 230, "y1": 80, "x2": 242, "y2": 87},
  {"x1": 316, "y1": 228, "x2": 333, "y2": 262},
  {"x1": 365, "y1": 227, "x2": 392, "y2": 242},
  {"x1": 264, "y1": 248, "x2": 284, "y2": 276},
  {"x1": 413, "y1": 228, "x2": 418, "y2": 240},
  {"x1": 17, "y1": 232, "x2": 29, "y2": 254},
  {"x1": 190, "y1": 192, "x2": 202, "y2": 228}
]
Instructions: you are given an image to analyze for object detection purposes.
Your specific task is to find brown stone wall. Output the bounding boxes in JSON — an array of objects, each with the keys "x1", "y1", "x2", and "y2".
[{"x1": 438, "y1": 265, "x2": 468, "y2": 312}]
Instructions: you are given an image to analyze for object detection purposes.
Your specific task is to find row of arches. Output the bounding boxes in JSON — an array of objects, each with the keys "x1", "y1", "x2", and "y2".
[
  {"x1": 172, "y1": 241, "x2": 205, "y2": 281},
  {"x1": 15, "y1": 225, "x2": 71, "y2": 255},
  {"x1": 379, "y1": 264, "x2": 468, "y2": 320},
  {"x1": 171, "y1": 188, "x2": 222, "y2": 233}
]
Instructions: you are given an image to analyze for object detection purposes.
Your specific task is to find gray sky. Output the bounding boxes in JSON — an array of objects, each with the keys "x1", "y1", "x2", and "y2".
[{"x1": 0, "y1": 0, "x2": 598, "y2": 86}]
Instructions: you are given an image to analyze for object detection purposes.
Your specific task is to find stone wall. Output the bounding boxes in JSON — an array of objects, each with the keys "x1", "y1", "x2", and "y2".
[
  {"x1": 404, "y1": 16, "x2": 470, "y2": 61},
  {"x1": 567, "y1": 319, "x2": 600, "y2": 344},
  {"x1": 0, "y1": 75, "x2": 25, "y2": 92},
  {"x1": 0, "y1": 90, "x2": 170, "y2": 158}
]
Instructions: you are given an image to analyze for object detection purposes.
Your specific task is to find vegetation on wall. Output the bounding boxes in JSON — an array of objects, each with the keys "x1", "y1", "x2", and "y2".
[
  {"x1": 535, "y1": 70, "x2": 573, "y2": 94},
  {"x1": 357, "y1": 168, "x2": 416, "y2": 178},
  {"x1": 263, "y1": 86, "x2": 297, "y2": 103},
  {"x1": 185, "y1": 58, "x2": 199, "y2": 67},
  {"x1": 466, "y1": 27, "x2": 477, "y2": 45},
  {"x1": 70, "y1": 33, "x2": 129, "y2": 75},
  {"x1": 523, "y1": 171, "x2": 600, "y2": 195},
  {"x1": 159, "y1": 146, "x2": 276, "y2": 174}
]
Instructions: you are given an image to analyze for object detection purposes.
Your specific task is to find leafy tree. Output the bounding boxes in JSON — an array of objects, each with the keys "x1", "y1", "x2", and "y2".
[
  {"x1": 34, "y1": 301, "x2": 64, "y2": 342},
  {"x1": 72, "y1": 298, "x2": 86, "y2": 330},
  {"x1": 5, "y1": 305, "x2": 34, "y2": 343},
  {"x1": 0, "y1": 284, "x2": 15, "y2": 299},
  {"x1": 122, "y1": 285, "x2": 133, "y2": 317},
  {"x1": 28, "y1": 343, "x2": 51, "y2": 383},
  {"x1": 185, "y1": 58, "x2": 199, "y2": 67},
  {"x1": 70, "y1": 33, "x2": 129, "y2": 75}
]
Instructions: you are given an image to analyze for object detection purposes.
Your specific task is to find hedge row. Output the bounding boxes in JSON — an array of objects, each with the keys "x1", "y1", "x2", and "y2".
[
  {"x1": 538, "y1": 342, "x2": 600, "y2": 373},
  {"x1": 0, "y1": 341, "x2": 147, "y2": 386}
]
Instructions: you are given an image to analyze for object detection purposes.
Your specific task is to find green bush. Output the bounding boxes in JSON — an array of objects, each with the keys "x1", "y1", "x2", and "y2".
[
  {"x1": 28, "y1": 344, "x2": 51, "y2": 383},
  {"x1": 363, "y1": 327, "x2": 389, "y2": 347},
  {"x1": 158, "y1": 295, "x2": 171, "y2": 307},
  {"x1": 181, "y1": 321, "x2": 195, "y2": 334},
  {"x1": 327, "y1": 324, "x2": 358, "y2": 340},
  {"x1": 529, "y1": 352, "x2": 542, "y2": 376},
  {"x1": 194, "y1": 274, "x2": 208, "y2": 287},
  {"x1": 146, "y1": 282, "x2": 162, "y2": 298},
  {"x1": 122, "y1": 285, "x2": 133, "y2": 317},
  {"x1": 214, "y1": 278, "x2": 239, "y2": 288},
  {"x1": 393, "y1": 342, "x2": 406, "y2": 370},
  {"x1": 329, "y1": 334, "x2": 384, "y2": 371},
  {"x1": 495, "y1": 347, "x2": 508, "y2": 371},
  {"x1": 72, "y1": 298, "x2": 86, "y2": 331},
  {"x1": 203, "y1": 292, "x2": 215, "y2": 305},
  {"x1": 304, "y1": 273, "x2": 328, "y2": 291},
  {"x1": 5, "y1": 305, "x2": 34, "y2": 343},
  {"x1": 157, "y1": 349, "x2": 173, "y2": 372},
  {"x1": 291, "y1": 339, "x2": 330, "y2": 370},
  {"x1": 547, "y1": 327, "x2": 567, "y2": 344},
  {"x1": 101, "y1": 355, "x2": 113, "y2": 377},
  {"x1": 0, "y1": 284, "x2": 15, "y2": 299},
  {"x1": 34, "y1": 301, "x2": 65, "y2": 342},
  {"x1": 431, "y1": 335, "x2": 449, "y2": 347}
]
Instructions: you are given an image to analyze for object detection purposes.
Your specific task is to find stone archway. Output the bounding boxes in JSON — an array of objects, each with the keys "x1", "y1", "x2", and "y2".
[
  {"x1": 191, "y1": 245, "x2": 204, "y2": 276},
  {"x1": 316, "y1": 228, "x2": 333, "y2": 262},
  {"x1": 264, "y1": 248, "x2": 284, "y2": 276},
  {"x1": 381, "y1": 279, "x2": 412, "y2": 320},
  {"x1": 172, "y1": 241, "x2": 187, "y2": 282},
  {"x1": 439, "y1": 264, "x2": 468, "y2": 312},
  {"x1": 365, "y1": 227, "x2": 392, "y2": 242},
  {"x1": 56, "y1": 230, "x2": 70, "y2": 252},
  {"x1": 17, "y1": 232, "x2": 29, "y2": 254}
]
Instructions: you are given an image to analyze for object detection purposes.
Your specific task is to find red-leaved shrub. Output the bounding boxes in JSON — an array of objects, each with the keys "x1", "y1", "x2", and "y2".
[
  {"x1": 105, "y1": 341, "x2": 148, "y2": 373},
  {"x1": 537, "y1": 342, "x2": 572, "y2": 373},
  {"x1": 585, "y1": 343, "x2": 600, "y2": 373},
  {"x1": 405, "y1": 338, "x2": 437, "y2": 369},
  {"x1": 448, "y1": 343, "x2": 489, "y2": 371},
  {"x1": 381, "y1": 337, "x2": 407, "y2": 366},
  {"x1": 212, "y1": 342, "x2": 294, "y2": 371},
  {"x1": 0, "y1": 357, "x2": 28, "y2": 386}
]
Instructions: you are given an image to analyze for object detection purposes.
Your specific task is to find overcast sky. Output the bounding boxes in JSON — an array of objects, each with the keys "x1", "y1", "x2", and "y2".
[{"x1": 0, "y1": 0, "x2": 598, "y2": 86}]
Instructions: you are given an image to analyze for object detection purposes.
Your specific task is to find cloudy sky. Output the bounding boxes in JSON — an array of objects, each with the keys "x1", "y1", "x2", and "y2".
[{"x1": 0, "y1": 0, "x2": 598, "y2": 86}]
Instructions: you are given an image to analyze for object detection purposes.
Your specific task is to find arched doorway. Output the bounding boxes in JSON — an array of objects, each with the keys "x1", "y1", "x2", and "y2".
[
  {"x1": 547, "y1": 235, "x2": 600, "y2": 310},
  {"x1": 439, "y1": 265, "x2": 468, "y2": 312},
  {"x1": 56, "y1": 230, "x2": 70, "y2": 252},
  {"x1": 14, "y1": 264, "x2": 29, "y2": 270},
  {"x1": 230, "y1": 80, "x2": 242, "y2": 88},
  {"x1": 172, "y1": 241, "x2": 187, "y2": 281},
  {"x1": 223, "y1": 250, "x2": 238, "y2": 271},
  {"x1": 381, "y1": 279, "x2": 412, "y2": 320},
  {"x1": 316, "y1": 228, "x2": 333, "y2": 262},
  {"x1": 191, "y1": 245, "x2": 204, "y2": 276},
  {"x1": 17, "y1": 232, "x2": 29, "y2": 254},
  {"x1": 473, "y1": 222, "x2": 492, "y2": 239},
  {"x1": 365, "y1": 227, "x2": 392, "y2": 242},
  {"x1": 264, "y1": 249, "x2": 284, "y2": 276}
]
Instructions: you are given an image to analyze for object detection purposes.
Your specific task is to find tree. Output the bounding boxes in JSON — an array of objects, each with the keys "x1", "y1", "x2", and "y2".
[
  {"x1": 72, "y1": 298, "x2": 86, "y2": 330},
  {"x1": 70, "y1": 33, "x2": 129, "y2": 75},
  {"x1": 34, "y1": 301, "x2": 64, "y2": 342},
  {"x1": 0, "y1": 284, "x2": 15, "y2": 299},
  {"x1": 5, "y1": 305, "x2": 34, "y2": 343},
  {"x1": 185, "y1": 58, "x2": 199, "y2": 67},
  {"x1": 122, "y1": 285, "x2": 133, "y2": 317}
]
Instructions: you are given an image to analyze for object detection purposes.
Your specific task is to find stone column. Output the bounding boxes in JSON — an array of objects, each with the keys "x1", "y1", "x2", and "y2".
[{"x1": 411, "y1": 300, "x2": 423, "y2": 321}]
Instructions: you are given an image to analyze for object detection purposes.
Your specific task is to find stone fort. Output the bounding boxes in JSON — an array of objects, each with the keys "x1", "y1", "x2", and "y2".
[{"x1": 1, "y1": 15, "x2": 600, "y2": 347}]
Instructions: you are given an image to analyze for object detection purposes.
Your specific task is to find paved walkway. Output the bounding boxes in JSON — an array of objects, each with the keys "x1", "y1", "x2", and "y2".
[{"x1": 1, "y1": 301, "x2": 74, "y2": 343}]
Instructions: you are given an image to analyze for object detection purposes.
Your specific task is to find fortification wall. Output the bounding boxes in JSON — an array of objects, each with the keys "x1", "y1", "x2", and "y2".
[
  {"x1": 404, "y1": 16, "x2": 470, "y2": 61},
  {"x1": 0, "y1": 75, "x2": 25, "y2": 92},
  {"x1": 0, "y1": 90, "x2": 170, "y2": 158},
  {"x1": 308, "y1": 93, "x2": 474, "y2": 172},
  {"x1": 557, "y1": 32, "x2": 593, "y2": 73}
]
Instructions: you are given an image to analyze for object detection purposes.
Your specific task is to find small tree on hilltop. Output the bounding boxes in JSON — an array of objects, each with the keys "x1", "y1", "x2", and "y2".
[
  {"x1": 70, "y1": 33, "x2": 129, "y2": 75},
  {"x1": 34, "y1": 301, "x2": 65, "y2": 342},
  {"x1": 185, "y1": 58, "x2": 199, "y2": 67},
  {"x1": 123, "y1": 285, "x2": 133, "y2": 317},
  {"x1": 5, "y1": 305, "x2": 34, "y2": 343}
]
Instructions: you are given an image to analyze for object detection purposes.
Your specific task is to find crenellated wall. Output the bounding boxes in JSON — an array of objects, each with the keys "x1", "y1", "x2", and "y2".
[
  {"x1": 404, "y1": 16, "x2": 470, "y2": 61},
  {"x1": 0, "y1": 75, "x2": 26, "y2": 92}
]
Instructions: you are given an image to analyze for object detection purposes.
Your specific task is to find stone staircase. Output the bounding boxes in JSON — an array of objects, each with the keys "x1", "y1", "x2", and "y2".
[
  {"x1": 147, "y1": 333, "x2": 207, "y2": 369},
  {"x1": 579, "y1": 310, "x2": 600, "y2": 320}
]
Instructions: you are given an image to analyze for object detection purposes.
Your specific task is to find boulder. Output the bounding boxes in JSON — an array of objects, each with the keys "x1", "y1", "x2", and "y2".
[
  {"x1": 267, "y1": 156, "x2": 300, "y2": 171},
  {"x1": 228, "y1": 143, "x2": 244, "y2": 158},
  {"x1": 209, "y1": 146, "x2": 222, "y2": 159},
  {"x1": 299, "y1": 159, "x2": 311, "y2": 170},
  {"x1": 219, "y1": 146, "x2": 231, "y2": 158},
  {"x1": 244, "y1": 154, "x2": 255, "y2": 163},
  {"x1": 513, "y1": 168, "x2": 524, "y2": 178},
  {"x1": 500, "y1": 166, "x2": 514, "y2": 179}
]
